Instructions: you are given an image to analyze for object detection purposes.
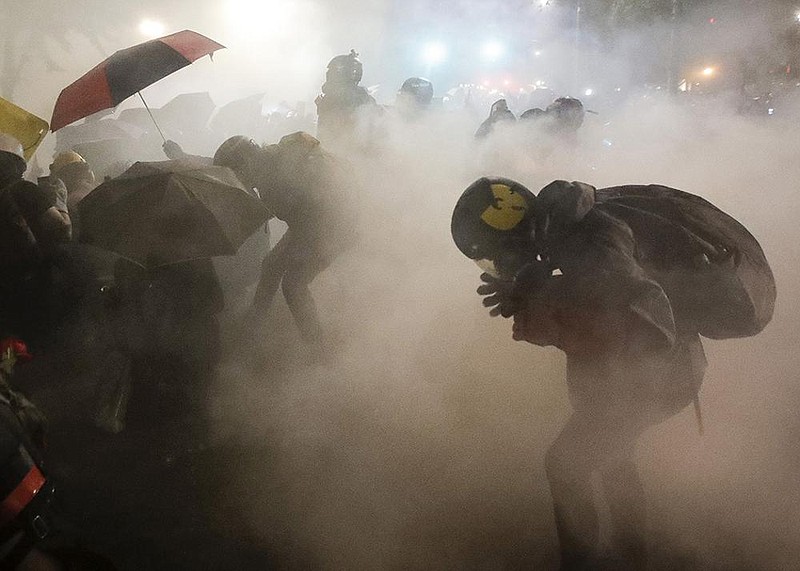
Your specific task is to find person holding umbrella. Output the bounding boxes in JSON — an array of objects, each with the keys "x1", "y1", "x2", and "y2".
[
  {"x1": 213, "y1": 131, "x2": 358, "y2": 349},
  {"x1": 77, "y1": 159, "x2": 268, "y2": 433}
]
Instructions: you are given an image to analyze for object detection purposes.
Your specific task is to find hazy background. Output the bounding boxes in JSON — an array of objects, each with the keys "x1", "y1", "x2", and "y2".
[{"x1": 4, "y1": 1, "x2": 800, "y2": 569}]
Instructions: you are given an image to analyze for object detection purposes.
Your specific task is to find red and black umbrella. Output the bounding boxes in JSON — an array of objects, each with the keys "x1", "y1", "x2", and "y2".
[{"x1": 50, "y1": 30, "x2": 224, "y2": 133}]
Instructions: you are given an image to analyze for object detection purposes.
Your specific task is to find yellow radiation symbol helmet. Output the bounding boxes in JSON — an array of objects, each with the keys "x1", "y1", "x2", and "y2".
[
  {"x1": 480, "y1": 183, "x2": 528, "y2": 230},
  {"x1": 451, "y1": 176, "x2": 536, "y2": 262}
]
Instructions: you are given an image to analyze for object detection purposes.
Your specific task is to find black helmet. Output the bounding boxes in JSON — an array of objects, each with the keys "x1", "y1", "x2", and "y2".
[
  {"x1": 520, "y1": 107, "x2": 546, "y2": 121},
  {"x1": 545, "y1": 97, "x2": 585, "y2": 131},
  {"x1": 212, "y1": 136, "x2": 258, "y2": 171},
  {"x1": 0, "y1": 133, "x2": 26, "y2": 182},
  {"x1": 326, "y1": 49, "x2": 363, "y2": 85},
  {"x1": 451, "y1": 177, "x2": 537, "y2": 278},
  {"x1": 399, "y1": 77, "x2": 434, "y2": 106}
]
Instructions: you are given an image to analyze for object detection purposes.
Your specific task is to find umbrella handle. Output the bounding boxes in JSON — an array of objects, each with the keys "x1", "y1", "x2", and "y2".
[{"x1": 137, "y1": 91, "x2": 167, "y2": 144}]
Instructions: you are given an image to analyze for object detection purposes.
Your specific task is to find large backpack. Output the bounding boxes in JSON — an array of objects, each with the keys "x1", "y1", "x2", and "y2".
[{"x1": 593, "y1": 185, "x2": 775, "y2": 339}]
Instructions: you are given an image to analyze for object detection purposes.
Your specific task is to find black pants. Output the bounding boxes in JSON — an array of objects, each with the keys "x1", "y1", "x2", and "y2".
[
  {"x1": 546, "y1": 339, "x2": 704, "y2": 570},
  {"x1": 545, "y1": 409, "x2": 651, "y2": 570},
  {"x1": 252, "y1": 232, "x2": 336, "y2": 345}
]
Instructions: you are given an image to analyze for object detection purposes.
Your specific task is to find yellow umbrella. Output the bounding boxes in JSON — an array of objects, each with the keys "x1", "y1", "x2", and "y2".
[{"x1": 0, "y1": 97, "x2": 49, "y2": 160}]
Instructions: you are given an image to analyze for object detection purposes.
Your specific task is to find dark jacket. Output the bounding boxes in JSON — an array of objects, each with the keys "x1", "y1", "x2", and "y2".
[
  {"x1": 250, "y1": 133, "x2": 358, "y2": 255},
  {"x1": 514, "y1": 182, "x2": 707, "y2": 419}
]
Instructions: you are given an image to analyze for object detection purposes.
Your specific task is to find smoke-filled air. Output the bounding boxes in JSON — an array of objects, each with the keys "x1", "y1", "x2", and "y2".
[{"x1": 0, "y1": 0, "x2": 798, "y2": 570}]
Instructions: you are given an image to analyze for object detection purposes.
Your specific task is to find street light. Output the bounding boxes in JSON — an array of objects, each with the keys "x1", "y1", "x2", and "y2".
[
  {"x1": 421, "y1": 42, "x2": 447, "y2": 66},
  {"x1": 481, "y1": 41, "x2": 505, "y2": 62},
  {"x1": 702, "y1": 67, "x2": 715, "y2": 77}
]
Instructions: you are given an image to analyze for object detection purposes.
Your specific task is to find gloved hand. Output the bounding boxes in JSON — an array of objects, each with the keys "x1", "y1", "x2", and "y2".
[
  {"x1": 477, "y1": 260, "x2": 551, "y2": 318},
  {"x1": 514, "y1": 259, "x2": 551, "y2": 291},
  {"x1": 477, "y1": 273, "x2": 523, "y2": 318},
  {"x1": 162, "y1": 140, "x2": 186, "y2": 160}
]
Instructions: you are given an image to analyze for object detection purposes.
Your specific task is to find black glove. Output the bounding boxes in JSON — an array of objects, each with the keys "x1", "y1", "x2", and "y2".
[
  {"x1": 514, "y1": 259, "x2": 551, "y2": 291},
  {"x1": 476, "y1": 260, "x2": 551, "y2": 318},
  {"x1": 477, "y1": 273, "x2": 523, "y2": 318},
  {"x1": 162, "y1": 140, "x2": 186, "y2": 160}
]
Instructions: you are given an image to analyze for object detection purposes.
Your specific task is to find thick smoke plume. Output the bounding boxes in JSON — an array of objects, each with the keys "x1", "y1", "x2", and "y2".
[{"x1": 3, "y1": 1, "x2": 799, "y2": 568}]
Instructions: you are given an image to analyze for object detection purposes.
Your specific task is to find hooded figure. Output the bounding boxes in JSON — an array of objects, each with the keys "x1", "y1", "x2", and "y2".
[
  {"x1": 314, "y1": 50, "x2": 378, "y2": 147},
  {"x1": 397, "y1": 77, "x2": 435, "y2": 121},
  {"x1": 214, "y1": 132, "x2": 358, "y2": 347},
  {"x1": 474, "y1": 99, "x2": 517, "y2": 139},
  {"x1": 452, "y1": 177, "x2": 775, "y2": 569}
]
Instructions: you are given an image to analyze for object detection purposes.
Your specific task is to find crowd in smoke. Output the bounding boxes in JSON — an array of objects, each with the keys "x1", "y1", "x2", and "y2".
[{"x1": 1, "y1": 1, "x2": 798, "y2": 569}]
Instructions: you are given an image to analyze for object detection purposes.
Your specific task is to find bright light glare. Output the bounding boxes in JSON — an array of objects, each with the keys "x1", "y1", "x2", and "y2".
[
  {"x1": 481, "y1": 41, "x2": 505, "y2": 62},
  {"x1": 534, "y1": 50, "x2": 542, "y2": 57},
  {"x1": 795, "y1": 11, "x2": 800, "y2": 22},
  {"x1": 702, "y1": 67, "x2": 715, "y2": 77},
  {"x1": 422, "y1": 42, "x2": 447, "y2": 65},
  {"x1": 584, "y1": 88, "x2": 594, "y2": 96},
  {"x1": 139, "y1": 19, "x2": 166, "y2": 39}
]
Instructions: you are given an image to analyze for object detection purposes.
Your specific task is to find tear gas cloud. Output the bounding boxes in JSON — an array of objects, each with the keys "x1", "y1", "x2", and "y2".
[{"x1": 4, "y1": 0, "x2": 800, "y2": 568}]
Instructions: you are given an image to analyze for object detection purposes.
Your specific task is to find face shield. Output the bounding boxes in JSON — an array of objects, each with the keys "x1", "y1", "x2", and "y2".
[
  {"x1": 474, "y1": 257, "x2": 501, "y2": 278},
  {"x1": 472, "y1": 242, "x2": 539, "y2": 280}
]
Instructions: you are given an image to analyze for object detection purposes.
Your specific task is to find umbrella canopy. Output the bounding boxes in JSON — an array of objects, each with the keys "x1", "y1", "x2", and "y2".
[
  {"x1": 210, "y1": 93, "x2": 266, "y2": 137},
  {"x1": 77, "y1": 160, "x2": 269, "y2": 268},
  {"x1": 51, "y1": 30, "x2": 225, "y2": 132},
  {"x1": 158, "y1": 92, "x2": 216, "y2": 131},
  {"x1": 0, "y1": 96, "x2": 49, "y2": 160},
  {"x1": 55, "y1": 116, "x2": 145, "y2": 152}
]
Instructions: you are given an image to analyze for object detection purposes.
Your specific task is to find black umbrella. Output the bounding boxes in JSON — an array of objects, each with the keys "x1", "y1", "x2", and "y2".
[
  {"x1": 158, "y1": 92, "x2": 217, "y2": 131},
  {"x1": 78, "y1": 160, "x2": 269, "y2": 268}
]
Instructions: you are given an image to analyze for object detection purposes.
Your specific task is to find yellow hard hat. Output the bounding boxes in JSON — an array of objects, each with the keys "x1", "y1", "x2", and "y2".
[{"x1": 50, "y1": 150, "x2": 86, "y2": 173}]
